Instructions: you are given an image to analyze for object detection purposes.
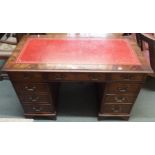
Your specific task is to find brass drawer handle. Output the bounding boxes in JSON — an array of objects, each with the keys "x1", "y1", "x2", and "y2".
[
  {"x1": 55, "y1": 75, "x2": 65, "y2": 80},
  {"x1": 29, "y1": 96, "x2": 39, "y2": 102},
  {"x1": 89, "y1": 75, "x2": 99, "y2": 81},
  {"x1": 117, "y1": 87, "x2": 128, "y2": 92},
  {"x1": 114, "y1": 96, "x2": 126, "y2": 103},
  {"x1": 23, "y1": 74, "x2": 31, "y2": 80},
  {"x1": 111, "y1": 105, "x2": 121, "y2": 113},
  {"x1": 121, "y1": 75, "x2": 132, "y2": 80},
  {"x1": 25, "y1": 86, "x2": 36, "y2": 91},
  {"x1": 33, "y1": 106, "x2": 42, "y2": 112}
]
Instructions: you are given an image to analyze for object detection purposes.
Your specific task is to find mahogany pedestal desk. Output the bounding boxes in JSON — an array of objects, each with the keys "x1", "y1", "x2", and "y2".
[{"x1": 2, "y1": 34, "x2": 152, "y2": 120}]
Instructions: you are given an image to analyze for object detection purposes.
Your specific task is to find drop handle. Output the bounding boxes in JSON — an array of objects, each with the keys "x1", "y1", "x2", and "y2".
[
  {"x1": 114, "y1": 96, "x2": 126, "y2": 103},
  {"x1": 118, "y1": 87, "x2": 128, "y2": 92},
  {"x1": 23, "y1": 74, "x2": 31, "y2": 80},
  {"x1": 33, "y1": 106, "x2": 42, "y2": 112},
  {"x1": 29, "y1": 96, "x2": 39, "y2": 102},
  {"x1": 111, "y1": 105, "x2": 121, "y2": 113},
  {"x1": 89, "y1": 75, "x2": 99, "y2": 81},
  {"x1": 91, "y1": 78, "x2": 98, "y2": 81},
  {"x1": 122, "y1": 75, "x2": 132, "y2": 80},
  {"x1": 55, "y1": 77, "x2": 63, "y2": 80},
  {"x1": 55, "y1": 75, "x2": 65, "y2": 80},
  {"x1": 25, "y1": 86, "x2": 36, "y2": 91}
]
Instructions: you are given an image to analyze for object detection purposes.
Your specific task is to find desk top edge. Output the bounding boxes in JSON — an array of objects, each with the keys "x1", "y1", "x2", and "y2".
[{"x1": 2, "y1": 33, "x2": 153, "y2": 73}]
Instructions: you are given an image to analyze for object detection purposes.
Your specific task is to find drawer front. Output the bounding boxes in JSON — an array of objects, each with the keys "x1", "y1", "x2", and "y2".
[
  {"x1": 47, "y1": 73, "x2": 106, "y2": 81},
  {"x1": 13, "y1": 83, "x2": 50, "y2": 93},
  {"x1": 9, "y1": 72, "x2": 44, "y2": 82},
  {"x1": 105, "y1": 83, "x2": 142, "y2": 94},
  {"x1": 101, "y1": 104, "x2": 132, "y2": 114},
  {"x1": 23, "y1": 104, "x2": 54, "y2": 113},
  {"x1": 78, "y1": 73, "x2": 106, "y2": 81},
  {"x1": 19, "y1": 94, "x2": 51, "y2": 103},
  {"x1": 104, "y1": 94, "x2": 136, "y2": 103},
  {"x1": 110, "y1": 74, "x2": 145, "y2": 81},
  {"x1": 47, "y1": 73, "x2": 74, "y2": 81}
]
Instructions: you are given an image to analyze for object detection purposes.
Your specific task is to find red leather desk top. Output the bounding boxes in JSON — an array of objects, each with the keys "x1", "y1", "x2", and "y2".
[{"x1": 15, "y1": 38, "x2": 140, "y2": 65}]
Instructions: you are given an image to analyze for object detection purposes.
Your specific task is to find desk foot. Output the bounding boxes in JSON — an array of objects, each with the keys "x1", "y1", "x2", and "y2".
[
  {"x1": 98, "y1": 113, "x2": 130, "y2": 121},
  {"x1": 24, "y1": 113, "x2": 57, "y2": 120}
]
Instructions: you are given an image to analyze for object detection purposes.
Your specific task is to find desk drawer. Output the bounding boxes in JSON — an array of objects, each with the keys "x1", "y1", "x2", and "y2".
[
  {"x1": 78, "y1": 73, "x2": 106, "y2": 81},
  {"x1": 9, "y1": 72, "x2": 44, "y2": 82},
  {"x1": 110, "y1": 74, "x2": 145, "y2": 81},
  {"x1": 23, "y1": 104, "x2": 54, "y2": 113},
  {"x1": 47, "y1": 73, "x2": 106, "y2": 81},
  {"x1": 101, "y1": 104, "x2": 132, "y2": 114},
  {"x1": 13, "y1": 83, "x2": 50, "y2": 93},
  {"x1": 47, "y1": 73, "x2": 73, "y2": 81},
  {"x1": 105, "y1": 83, "x2": 142, "y2": 94},
  {"x1": 104, "y1": 94, "x2": 136, "y2": 103},
  {"x1": 20, "y1": 94, "x2": 51, "y2": 103}
]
